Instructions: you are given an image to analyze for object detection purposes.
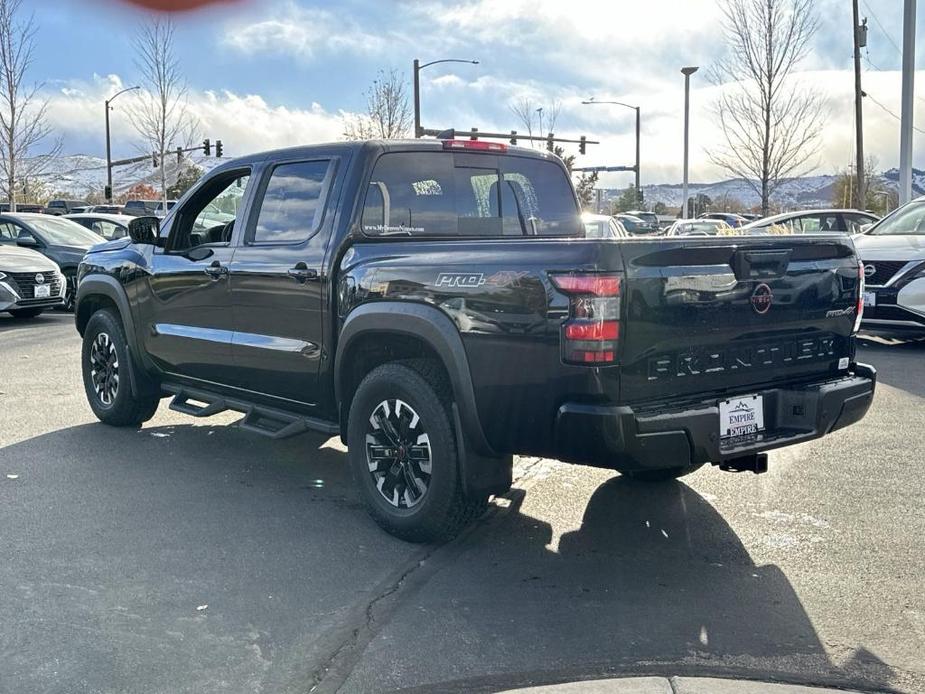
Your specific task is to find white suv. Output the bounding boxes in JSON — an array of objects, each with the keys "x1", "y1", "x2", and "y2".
[{"x1": 854, "y1": 197, "x2": 925, "y2": 334}]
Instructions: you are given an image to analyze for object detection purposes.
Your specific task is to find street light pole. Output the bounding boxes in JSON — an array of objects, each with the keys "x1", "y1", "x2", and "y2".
[
  {"x1": 681, "y1": 67, "x2": 698, "y2": 218},
  {"x1": 412, "y1": 58, "x2": 479, "y2": 138},
  {"x1": 899, "y1": 0, "x2": 916, "y2": 205},
  {"x1": 634, "y1": 106, "x2": 641, "y2": 204},
  {"x1": 105, "y1": 85, "x2": 140, "y2": 202},
  {"x1": 412, "y1": 59, "x2": 421, "y2": 138},
  {"x1": 581, "y1": 98, "x2": 642, "y2": 204}
]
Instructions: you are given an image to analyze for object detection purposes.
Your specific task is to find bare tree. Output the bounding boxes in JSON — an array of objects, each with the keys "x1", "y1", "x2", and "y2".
[
  {"x1": 130, "y1": 17, "x2": 197, "y2": 206},
  {"x1": 510, "y1": 97, "x2": 561, "y2": 148},
  {"x1": 709, "y1": 0, "x2": 823, "y2": 215},
  {"x1": 343, "y1": 69, "x2": 412, "y2": 140},
  {"x1": 0, "y1": 0, "x2": 60, "y2": 211}
]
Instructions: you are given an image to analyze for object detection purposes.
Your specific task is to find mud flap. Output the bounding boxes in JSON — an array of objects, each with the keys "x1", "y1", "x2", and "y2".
[{"x1": 452, "y1": 403, "x2": 513, "y2": 498}]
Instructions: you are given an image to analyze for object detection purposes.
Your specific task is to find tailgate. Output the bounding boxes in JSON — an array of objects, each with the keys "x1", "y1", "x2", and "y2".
[{"x1": 618, "y1": 236, "x2": 861, "y2": 403}]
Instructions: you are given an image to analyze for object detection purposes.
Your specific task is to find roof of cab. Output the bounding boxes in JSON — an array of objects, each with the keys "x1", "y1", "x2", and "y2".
[{"x1": 214, "y1": 138, "x2": 557, "y2": 170}]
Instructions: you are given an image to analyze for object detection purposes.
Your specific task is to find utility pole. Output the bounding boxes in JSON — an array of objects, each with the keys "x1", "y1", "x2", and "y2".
[
  {"x1": 899, "y1": 0, "x2": 916, "y2": 205},
  {"x1": 852, "y1": 0, "x2": 867, "y2": 209}
]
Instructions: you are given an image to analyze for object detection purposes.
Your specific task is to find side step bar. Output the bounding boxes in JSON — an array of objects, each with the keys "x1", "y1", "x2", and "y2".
[{"x1": 164, "y1": 384, "x2": 339, "y2": 440}]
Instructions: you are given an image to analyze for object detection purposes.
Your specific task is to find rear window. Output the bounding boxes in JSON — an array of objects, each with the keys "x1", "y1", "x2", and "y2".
[{"x1": 362, "y1": 151, "x2": 580, "y2": 238}]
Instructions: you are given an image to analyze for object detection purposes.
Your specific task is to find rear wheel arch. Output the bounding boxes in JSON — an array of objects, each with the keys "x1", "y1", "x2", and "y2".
[{"x1": 335, "y1": 302, "x2": 496, "y2": 459}]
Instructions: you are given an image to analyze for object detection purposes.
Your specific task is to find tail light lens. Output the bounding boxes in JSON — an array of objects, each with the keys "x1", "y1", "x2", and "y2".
[
  {"x1": 854, "y1": 259, "x2": 864, "y2": 334},
  {"x1": 550, "y1": 273, "x2": 622, "y2": 365}
]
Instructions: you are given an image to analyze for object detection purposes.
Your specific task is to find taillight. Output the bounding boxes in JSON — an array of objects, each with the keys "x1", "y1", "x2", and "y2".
[
  {"x1": 550, "y1": 273, "x2": 622, "y2": 365},
  {"x1": 854, "y1": 259, "x2": 864, "y2": 334},
  {"x1": 442, "y1": 140, "x2": 508, "y2": 153}
]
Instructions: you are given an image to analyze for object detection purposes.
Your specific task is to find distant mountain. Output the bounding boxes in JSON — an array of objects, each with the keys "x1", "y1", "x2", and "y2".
[
  {"x1": 26, "y1": 153, "x2": 217, "y2": 199},
  {"x1": 599, "y1": 169, "x2": 925, "y2": 212},
  {"x1": 25, "y1": 156, "x2": 925, "y2": 209},
  {"x1": 880, "y1": 167, "x2": 925, "y2": 196}
]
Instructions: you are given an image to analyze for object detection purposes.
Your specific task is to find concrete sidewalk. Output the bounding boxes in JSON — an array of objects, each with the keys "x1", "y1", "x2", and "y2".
[{"x1": 502, "y1": 676, "x2": 869, "y2": 694}]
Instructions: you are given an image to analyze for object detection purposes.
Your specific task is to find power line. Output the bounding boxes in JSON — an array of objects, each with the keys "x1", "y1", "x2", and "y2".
[
  {"x1": 862, "y1": 54, "x2": 925, "y2": 105},
  {"x1": 864, "y1": 91, "x2": 925, "y2": 134},
  {"x1": 861, "y1": 0, "x2": 903, "y2": 57}
]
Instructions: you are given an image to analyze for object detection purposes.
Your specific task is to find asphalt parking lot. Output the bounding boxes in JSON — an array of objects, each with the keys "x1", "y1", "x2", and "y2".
[{"x1": 1, "y1": 312, "x2": 923, "y2": 694}]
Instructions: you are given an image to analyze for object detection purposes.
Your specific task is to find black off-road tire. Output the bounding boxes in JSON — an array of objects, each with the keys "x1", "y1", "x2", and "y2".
[
  {"x1": 81, "y1": 309, "x2": 160, "y2": 427},
  {"x1": 622, "y1": 464, "x2": 704, "y2": 483},
  {"x1": 8, "y1": 307, "x2": 44, "y2": 319},
  {"x1": 347, "y1": 359, "x2": 488, "y2": 543}
]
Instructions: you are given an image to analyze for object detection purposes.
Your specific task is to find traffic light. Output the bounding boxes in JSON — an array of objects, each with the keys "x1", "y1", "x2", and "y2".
[
  {"x1": 152, "y1": 153, "x2": 158, "y2": 168},
  {"x1": 176, "y1": 146, "x2": 182, "y2": 164},
  {"x1": 104, "y1": 185, "x2": 112, "y2": 201},
  {"x1": 546, "y1": 134, "x2": 554, "y2": 152},
  {"x1": 579, "y1": 135, "x2": 586, "y2": 155},
  {"x1": 509, "y1": 130, "x2": 517, "y2": 146},
  {"x1": 215, "y1": 140, "x2": 223, "y2": 158},
  {"x1": 203, "y1": 138, "x2": 211, "y2": 156}
]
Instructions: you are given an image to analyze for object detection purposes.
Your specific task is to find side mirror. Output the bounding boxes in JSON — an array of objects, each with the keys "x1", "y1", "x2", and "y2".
[
  {"x1": 16, "y1": 234, "x2": 38, "y2": 248},
  {"x1": 127, "y1": 216, "x2": 161, "y2": 245}
]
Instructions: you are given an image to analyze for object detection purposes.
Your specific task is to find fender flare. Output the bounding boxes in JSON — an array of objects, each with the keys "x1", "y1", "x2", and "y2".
[
  {"x1": 334, "y1": 301, "x2": 497, "y2": 458},
  {"x1": 76, "y1": 275, "x2": 137, "y2": 345},
  {"x1": 76, "y1": 275, "x2": 157, "y2": 398}
]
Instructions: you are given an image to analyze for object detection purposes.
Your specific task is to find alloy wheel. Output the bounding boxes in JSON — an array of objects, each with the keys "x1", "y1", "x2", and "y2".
[
  {"x1": 89, "y1": 332, "x2": 119, "y2": 406},
  {"x1": 365, "y1": 398, "x2": 432, "y2": 509}
]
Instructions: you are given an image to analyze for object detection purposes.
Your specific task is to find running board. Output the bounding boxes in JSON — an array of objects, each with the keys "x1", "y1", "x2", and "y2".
[{"x1": 164, "y1": 385, "x2": 339, "y2": 439}]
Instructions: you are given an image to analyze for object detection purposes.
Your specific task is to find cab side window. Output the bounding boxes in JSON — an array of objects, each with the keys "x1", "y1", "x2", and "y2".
[
  {"x1": 167, "y1": 171, "x2": 250, "y2": 252},
  {"x1": 249, "y1": 160, "x2": 332, "y2": 244}
]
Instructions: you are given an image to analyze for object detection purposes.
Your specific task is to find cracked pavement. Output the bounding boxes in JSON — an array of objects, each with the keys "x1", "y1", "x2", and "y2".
[{"x1": 0, "y1": 313, "x2": 923, "y2": 694}]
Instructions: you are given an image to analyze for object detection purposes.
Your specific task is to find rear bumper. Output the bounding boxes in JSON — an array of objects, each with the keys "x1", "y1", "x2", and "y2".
[{"x1": 554, "y1": 363, "x2": 876, "y2": 470}]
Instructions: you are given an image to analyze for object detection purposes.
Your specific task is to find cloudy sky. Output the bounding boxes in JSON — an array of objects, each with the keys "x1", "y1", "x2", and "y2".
[{"x1": 29, "y1": 0, "x2": 925, "y2": 188}]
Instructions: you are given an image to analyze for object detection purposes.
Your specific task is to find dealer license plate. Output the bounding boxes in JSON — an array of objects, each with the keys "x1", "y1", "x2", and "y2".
[
  {"x1": 863, "y1": 291, "x2": 876, "y2": 307},
  {"x1": 34, "y1": 284, "x2": 50, "y2": 299},
  {"x1": 719, "y1": 395, "x2": 765, "y2": 440}
]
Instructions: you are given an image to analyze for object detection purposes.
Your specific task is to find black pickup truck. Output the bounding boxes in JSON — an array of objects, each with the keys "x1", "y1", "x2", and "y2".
[{"x1": 75, "y1": 139, "x2": 875, "y2": 541}]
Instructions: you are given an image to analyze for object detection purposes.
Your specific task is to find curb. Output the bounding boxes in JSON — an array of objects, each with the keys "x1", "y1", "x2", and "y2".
[{"x1": 500, "y1": 676, "x2": 868, "y2": 694}]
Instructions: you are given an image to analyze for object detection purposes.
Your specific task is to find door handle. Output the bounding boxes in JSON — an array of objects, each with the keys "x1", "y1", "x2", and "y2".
[
  {"x1": 288, "y1": 262, "x2": 319, "y2": 283},
  {"x1": 204, "y1": 261, "x2": 228, "y2": 279}
]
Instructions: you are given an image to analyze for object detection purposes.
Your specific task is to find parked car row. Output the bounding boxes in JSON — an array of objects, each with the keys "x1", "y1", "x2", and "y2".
[
  {"x1": 2, "y1": 198, "x2": 178, "y2": 217},
  {"x1": 583, "y1": 199, "x2": 925, "y2": 336},
  {"x1": 0, "y1": 213, "x2": 110, "y2": 313}
]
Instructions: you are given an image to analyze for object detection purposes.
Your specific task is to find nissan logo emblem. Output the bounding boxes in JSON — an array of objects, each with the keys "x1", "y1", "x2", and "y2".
[
  {"x1": 863, "y1": 264, "x2": 876, "y2": 278},
  {"x1": 750, "y1": 283, "x2": 773, "y2": 314},
  {"x1": 34, "y1": 273, "x2": 45, "y2": 284}
]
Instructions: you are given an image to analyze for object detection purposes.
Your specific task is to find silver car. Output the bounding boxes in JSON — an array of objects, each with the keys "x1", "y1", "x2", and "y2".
[{"x1": 0, "y1": 244, "x2": 66, "y2": 319}]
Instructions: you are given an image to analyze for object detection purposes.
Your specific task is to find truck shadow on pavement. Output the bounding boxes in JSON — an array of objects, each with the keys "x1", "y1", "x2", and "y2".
[
  {"x1": 376, "y1": 477, "x2": 902, "y2": 694},
  {"x1": 0, "y1": 422, "x2": 904, "y2": 694},
  {"x1": 0, "y1": 420, "x2": 426, "y2": 694}
]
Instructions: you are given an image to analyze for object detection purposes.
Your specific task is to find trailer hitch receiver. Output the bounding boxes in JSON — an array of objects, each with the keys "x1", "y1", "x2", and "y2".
[{"x1": 719, "y1": 452, "x2": 768, "y2": 474}]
